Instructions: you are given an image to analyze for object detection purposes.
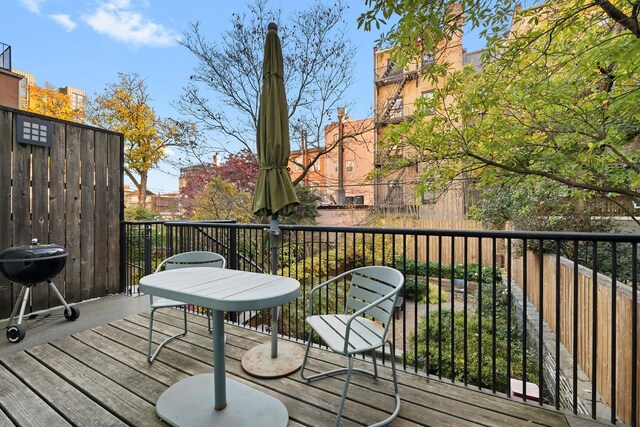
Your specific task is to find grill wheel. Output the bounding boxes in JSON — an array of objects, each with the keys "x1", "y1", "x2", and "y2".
[
  {"x1": 6, "y1": 324, "x2": 26, "y2": 343},
  {"x1": 64, "y1": 306, "x2": 80, "y2": 321}
]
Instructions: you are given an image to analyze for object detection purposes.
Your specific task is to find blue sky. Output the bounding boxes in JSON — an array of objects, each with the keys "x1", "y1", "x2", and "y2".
[{"x1": 5, "y1": 0, "x2": 485, "y2": 193}]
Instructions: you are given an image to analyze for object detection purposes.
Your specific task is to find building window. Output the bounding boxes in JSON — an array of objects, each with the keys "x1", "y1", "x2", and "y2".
[
  {"x1": 293, "y1": 156, "x2": 303, "y2": 172},
  {"x1": 389, "y1": 97, "x2": 403, "y2": 119},
  {"x1": 311, "y1": 162, "x2": 320, "y2": 171},
  {"x1": 386, "y1": 180, "x2": 403, "y2": 205},
  {"x1": 421, "y1": 189, "x2": 436, "y2": 204},
  {"x1": 333, "y1": 161, "x2": 338, "y2": 173},
  {"x1": 422, "y1": 52, "x2": 435, "y2": 66},
  {"x1": 18, "y1": 78, "x2": 28, "y2": 99},
  {"x1": 71, "y1": 92, "x2": 85, "y2": 110},
  {"x1": 421, "y1": 91, "x2": 435, "y2": 114},
  {"x1": 387, "y1": 59, "x2": 402, "y2": 78},
  {"x1": 345, "y1": 160, "x2": 354, "y2": 173}
]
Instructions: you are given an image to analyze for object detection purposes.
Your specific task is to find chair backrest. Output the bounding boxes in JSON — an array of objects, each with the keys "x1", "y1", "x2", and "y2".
[
  {"x1": 156, "y1": 251, "x2": 226, "y2": 272},
  {"x1": 345, "y1": 266, "x2": 404, "y2": 326}
]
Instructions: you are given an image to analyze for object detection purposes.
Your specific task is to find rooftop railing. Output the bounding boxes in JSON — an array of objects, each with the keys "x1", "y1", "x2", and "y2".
[
  {"x1": 123, "y1": 220, "x2": 640, "y2": 426},
  {"x1": 0, "y1": 42, "x2": 11, "y2": 71}
]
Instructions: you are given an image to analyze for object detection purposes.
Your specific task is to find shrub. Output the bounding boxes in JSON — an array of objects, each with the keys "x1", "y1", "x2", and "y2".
[{"x1": 407, "y1": 283, "x2": 539, "y2": 393}]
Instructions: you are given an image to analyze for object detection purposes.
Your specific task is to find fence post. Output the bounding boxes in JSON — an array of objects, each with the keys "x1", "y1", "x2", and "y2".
[
  {"x1": 144, "y1": 224, "x2": 152, "y2": 276},
  {"x1": 229, "y1": 226, "x2": 237, "y2": 271},
  {"x1": 166, "y1": 223, "x2": 173, "y2": 257}
]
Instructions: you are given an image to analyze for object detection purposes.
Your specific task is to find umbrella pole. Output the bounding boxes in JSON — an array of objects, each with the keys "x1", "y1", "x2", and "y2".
[{"x1": 270, "y1": 214, "x2": 279, "y2": 358}]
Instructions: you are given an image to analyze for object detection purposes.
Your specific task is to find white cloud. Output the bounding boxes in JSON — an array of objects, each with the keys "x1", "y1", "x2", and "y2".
[
  {"x1": 19, "y1": 0, "x2": 45, "y2": 14},
  {"x1": 83, "y1": 0, "x2": 178, "y2": 47},
  {"x1": 49, "y1": 14, "x2": 77, "y2": 32}
]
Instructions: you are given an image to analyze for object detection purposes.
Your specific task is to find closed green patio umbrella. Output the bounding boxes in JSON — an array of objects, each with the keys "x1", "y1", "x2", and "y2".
[
  {"x1": 252, "y1": 22, "x2": 298, "y2": 219},
  {"x1": 243, "y1": 22, "x2": 303, "y2": 378}
]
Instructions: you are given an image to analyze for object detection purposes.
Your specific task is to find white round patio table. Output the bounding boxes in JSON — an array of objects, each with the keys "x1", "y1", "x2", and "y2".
[{"x1": 139, "y1": 267, "x2": 300, "y2": 427}]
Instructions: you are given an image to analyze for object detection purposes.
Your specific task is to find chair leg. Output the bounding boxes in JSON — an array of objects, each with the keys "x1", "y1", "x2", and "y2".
[
  {"x1": 300, "y1": 331, "x2": 314, "y2": 381},
  {"x1": 371, "y1": 349, "x2": 378, "y2": 379},
  {"x1": 147, "y1": 307, "x2": 188, "y2": 364},
  {"x1": 334, "y1": 355, "x2": 353, "y2": 427},
  {"x1": 368, "y1": 341, "x2": 402, "y2": 427}
]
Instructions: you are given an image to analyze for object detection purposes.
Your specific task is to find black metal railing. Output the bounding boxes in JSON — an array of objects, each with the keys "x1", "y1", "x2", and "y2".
[
  {"x1": 0, "y1": 42, "x2": 11, "y2": 71},
  {"x1": 123, "y1": 220, "x2": 640, "y2": 426}
]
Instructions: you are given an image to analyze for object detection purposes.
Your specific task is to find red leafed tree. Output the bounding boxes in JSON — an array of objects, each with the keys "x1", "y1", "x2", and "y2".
[
  {"x1": 214, "y1": 149, "x2": 259, "y2": 192},
  {"x1": 180, "y1": 149, "x2": 259, "y2": 218}
]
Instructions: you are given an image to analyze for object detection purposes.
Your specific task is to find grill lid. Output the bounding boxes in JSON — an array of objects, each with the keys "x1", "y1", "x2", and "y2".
[
  {"x1": 0, "y1": 239, "x2": 67, "y2": 263},
  {"x1": 0, "y1": 239, "x2": 68, "y2": 285}
]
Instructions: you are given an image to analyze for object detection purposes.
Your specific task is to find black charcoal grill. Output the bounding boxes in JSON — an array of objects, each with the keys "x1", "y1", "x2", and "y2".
[{"x1": 0, "y1": 239, "x2": 79, "y2": 343}]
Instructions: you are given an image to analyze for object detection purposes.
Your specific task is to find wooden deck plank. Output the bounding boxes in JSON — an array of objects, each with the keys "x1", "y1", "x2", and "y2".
[
  {"x1": 129, "y1": 311, "x2": 537, "y2": 427},
  {"x1": 0, "y1": 408, "x2": 16, "y2": 427},
  {"x1": 106, "y1": 316, "x2": 390, "y2": 426},
  {"x1": 72, "y1": 329, "x2": 191, "y2": 386},
  {"x1": 25, "y1": 343, "x2": 164, "y2": 426},
  {"x1": 0, "y1": 364, "x2": 72, "y2": 427},
  {"x1": 150, "y1": 309, "x2": 570, "y2": 427},
  {"x1": 89, "y1": 321, "x2": 360, "y2": 427},
  {"x1": 0, "y1": 307, "x2": 581, "y2": 427},
  {"x1": 2, "y1": 351, "x2": 126, "y2": 427},
  {"x1": 48, "y1": 335, "x2": 168, "y2": 404}
]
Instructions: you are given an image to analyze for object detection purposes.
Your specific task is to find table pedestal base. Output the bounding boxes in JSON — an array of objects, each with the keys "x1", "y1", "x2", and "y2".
[
  {"x1": 156, "y1": 373, "x2": 288, "y2": 427},
  {"x1": 242, "y1": 341, "x2": 305, "y2": 378}
]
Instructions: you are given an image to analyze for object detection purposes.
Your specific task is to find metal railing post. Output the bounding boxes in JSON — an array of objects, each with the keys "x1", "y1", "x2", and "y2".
[
  {"x1": 144, "y1": 224, "x2": 152, "y2": 276},
  {"x1": 229, "y1": 226, "x2": 237, "y2": 271}
]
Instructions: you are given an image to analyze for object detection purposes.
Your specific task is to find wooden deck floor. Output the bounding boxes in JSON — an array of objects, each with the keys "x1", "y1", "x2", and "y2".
[{"x1": 0, "y1": 309, "x2": 596, "y2": 426}]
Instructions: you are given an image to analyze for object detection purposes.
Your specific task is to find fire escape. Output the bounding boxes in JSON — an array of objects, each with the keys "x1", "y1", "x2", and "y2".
[{"x1": 374, "y1": 60, "x2": 419, "y2": 208}]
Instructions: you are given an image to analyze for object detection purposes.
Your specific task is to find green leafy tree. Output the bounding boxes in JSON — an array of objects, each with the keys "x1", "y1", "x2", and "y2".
[
  {"x1": 124, "y1": 206, "x2": 161, "y2": 221},
  {"x1": 280, "y1": 185, "x2": 321, "y2": 225},
  {"x1": 369, "y1": 2, "x2": 640, "y2": 224},
  {"x1": 88, "y1": 73, "x2": 200, "y2": 208},
  {"x1": 358, "y1": 0, "x2": 640, "y2": 62},
  {"x1": 190, "y1": 176, "x2": 254, "y2": 222}
]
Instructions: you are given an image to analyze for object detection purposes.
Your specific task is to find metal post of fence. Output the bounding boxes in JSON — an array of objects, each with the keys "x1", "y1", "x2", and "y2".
[
  {"x1": 166, "y1": 223, "x2": 173, "y2": 257},
  {"x1": 144, "y1": 224, "x2": 152, "y2": 276},
  {"x1": 228, "y1": 226, "x2": 238, "y2": 323},
  {"x1": 229, "y1": 226, "x2": 237, "y2": 271}
]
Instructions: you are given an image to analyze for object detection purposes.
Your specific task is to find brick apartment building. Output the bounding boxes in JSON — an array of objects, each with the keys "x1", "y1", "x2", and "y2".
[{"x1": 373, "y1": 36, "x2": 483, "y2": 218}]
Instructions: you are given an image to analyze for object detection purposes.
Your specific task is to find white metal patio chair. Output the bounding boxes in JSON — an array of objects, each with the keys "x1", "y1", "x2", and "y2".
[
  {"x1": 147, "y1": 251, "x2": 226, "y2": 364},
  {"x1": 300, "y1": 266, "x2": 404, "y2": 426}
]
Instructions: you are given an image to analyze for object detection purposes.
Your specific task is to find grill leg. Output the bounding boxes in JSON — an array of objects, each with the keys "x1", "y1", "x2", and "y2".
[
  {"x1": 48, "y1": 280, "x2": 71, "y2": 311},
  {"x1": 15, "y1": 286, "x2": 30, "y2": 326},
  {"x1": 6, "y1": 286, "x2": 27, "y2": 329}
]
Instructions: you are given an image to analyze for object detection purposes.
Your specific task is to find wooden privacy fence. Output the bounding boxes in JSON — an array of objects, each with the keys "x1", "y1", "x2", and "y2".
[
  {"x1": 512, "y1": 250, "x2": 640, "y2": 426},
  {"x1": 0, "y1": 107, "x2": 124, "y2": 319},
  {"x1": 385, "y1": 218, "x2": 500, "y2": 266}
]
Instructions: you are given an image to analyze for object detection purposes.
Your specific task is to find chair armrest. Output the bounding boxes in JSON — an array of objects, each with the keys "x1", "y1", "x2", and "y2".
[
  {"x1": 342, "y1": 283, "x2": 403, "y2": 353},
  {"x1": 307, "y1": 269, "x2": 355, "y2": 316},
  {"x1": 154, "y1": 259, "x2": 167, "y2": 273}
]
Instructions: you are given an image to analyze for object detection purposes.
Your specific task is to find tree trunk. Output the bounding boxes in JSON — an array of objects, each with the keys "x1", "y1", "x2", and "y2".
[{"x1": 139, "y1": 173, "x2": 148, "y2": 208}]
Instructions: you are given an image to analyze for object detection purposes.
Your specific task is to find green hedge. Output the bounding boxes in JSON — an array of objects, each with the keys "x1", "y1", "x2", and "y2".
[{"x1": 407, "y1": 283, "x2": 539, "y2": 393}]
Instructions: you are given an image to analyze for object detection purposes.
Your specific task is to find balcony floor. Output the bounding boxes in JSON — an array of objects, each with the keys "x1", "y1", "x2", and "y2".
[{"x1": 0, "y1": 300, "x2": 608, "y2": 426}]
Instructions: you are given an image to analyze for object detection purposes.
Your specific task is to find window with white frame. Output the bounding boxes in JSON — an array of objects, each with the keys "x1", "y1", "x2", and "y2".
[
  {"x1": 346, "y1": 160, "x2": 354, "y2": 173},
  {"x1": 71, "y1": 92, "x2": 86, "y2": 110},
  {"x1": 293, "y1": 156, "x2": 303, "y2": 172}
]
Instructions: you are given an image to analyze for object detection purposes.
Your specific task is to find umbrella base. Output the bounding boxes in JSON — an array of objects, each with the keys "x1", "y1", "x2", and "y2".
[{"x1": 241, "y1": 340, "x2": 305, "y2": 378}]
